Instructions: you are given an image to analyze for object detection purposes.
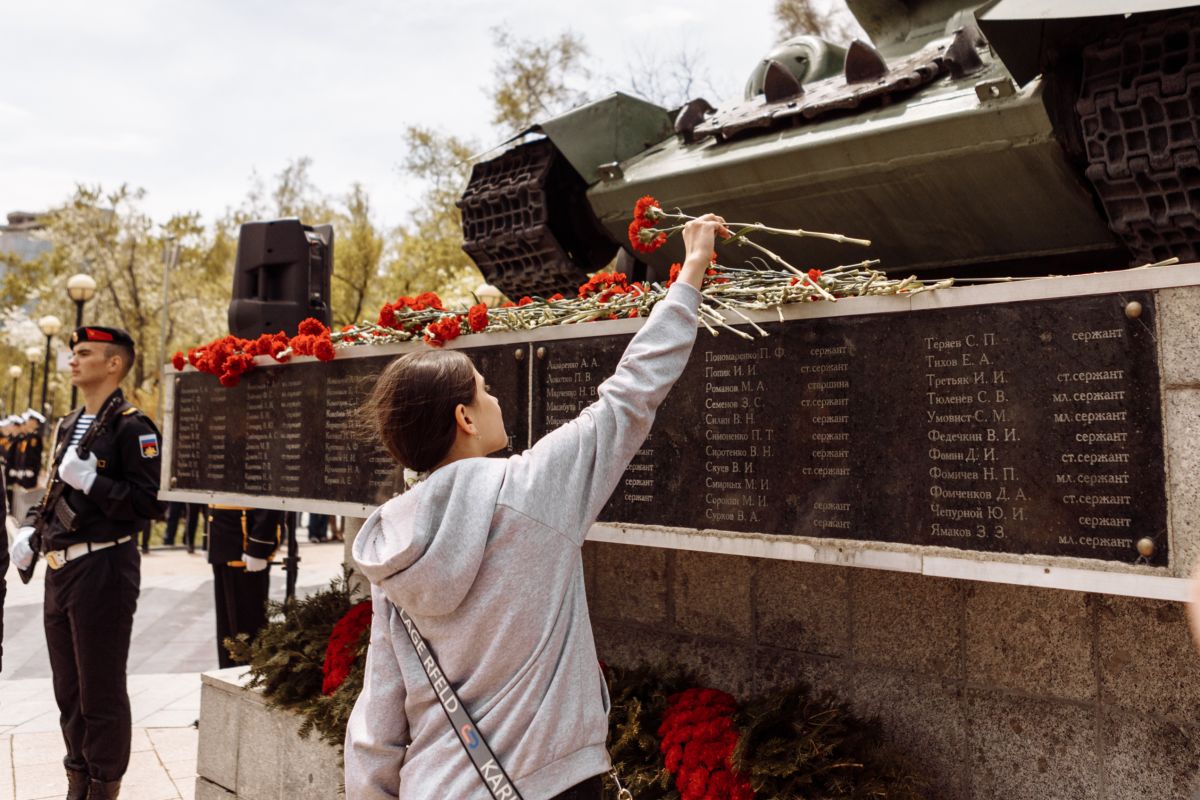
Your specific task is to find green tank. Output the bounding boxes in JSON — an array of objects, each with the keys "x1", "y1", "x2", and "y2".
[{"x1": 459, "y1": 1, "x2": 1200, "y2": 298}]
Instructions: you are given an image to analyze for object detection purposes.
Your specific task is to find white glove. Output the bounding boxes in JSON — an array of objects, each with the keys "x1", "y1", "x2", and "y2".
[
  {"x1": 11, "y1": 526, "x2": 35, "y2": 570},
  {"x1": 59, "y1": 448, "x2": 99, "y2": 493},
  {"x1": 242, "y1": 553, "x2": 269, "y2": 573}
]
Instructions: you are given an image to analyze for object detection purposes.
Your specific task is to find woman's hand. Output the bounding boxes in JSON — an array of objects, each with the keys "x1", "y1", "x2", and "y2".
[{"x1": 676, "y1": 213, "x2": 729, "y2": 290}]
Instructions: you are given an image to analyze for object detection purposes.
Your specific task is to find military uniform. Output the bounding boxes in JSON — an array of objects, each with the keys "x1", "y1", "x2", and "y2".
[
  {"x1": 23, "y1": 339, "x2": 164, "y2": 797},
  {"x1": 9, "y1": 412, "x2": 46, "y2": 490},
  {"x1": 21, "y1": 415, "x2": 44, "y2": 489},
  {"x1": 207, "y1": 505, "x2": 283, "y2": 668},
  {"x1": 0, "y1": 467, "x2": 7, "y2": 674}
]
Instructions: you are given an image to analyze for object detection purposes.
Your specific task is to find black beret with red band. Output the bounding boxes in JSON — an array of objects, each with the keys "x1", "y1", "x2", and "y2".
[{"x1": 70, "y1": 326, "x2": 135, "y2": 351}]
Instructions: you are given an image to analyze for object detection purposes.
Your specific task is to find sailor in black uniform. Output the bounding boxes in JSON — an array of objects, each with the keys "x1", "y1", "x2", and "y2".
[
  {"x1": 206, "y1": 505, "x2": 283, "y2": 668},
  {"x1": 0, "y1": 453, "x2": 7, "y2": 674},
  {"x1": 17, "y1": 409, "x2": 46, "y2": 489},
  {"x1": 10, "y1": 326, "x2": 164, "y2": 800}
]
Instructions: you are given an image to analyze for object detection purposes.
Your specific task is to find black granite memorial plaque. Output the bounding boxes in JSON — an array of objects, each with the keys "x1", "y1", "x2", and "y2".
[
  {"x1": 530, "y1": 293, "x2": 1166, "y2": 565},
  {"x1": 169, "y1": 344, "x2": 529, "y2": 507}
]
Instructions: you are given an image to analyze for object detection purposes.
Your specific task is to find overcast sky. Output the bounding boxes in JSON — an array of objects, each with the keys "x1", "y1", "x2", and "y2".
[{"x1": 0, "y1": 0, "x2": 791, "y2": 229}]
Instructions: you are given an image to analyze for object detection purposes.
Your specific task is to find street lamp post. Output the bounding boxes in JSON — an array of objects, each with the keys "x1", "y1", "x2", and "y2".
[
  {"x1": 66, "y1": 273, "x2": 97, "y2": 409},
  {"x1": 37, "y1": 315, "x2": 63, "y2": 417},
  {"x1": 7, "y1": 365, "x2": 21, "y2": 414},
  {"x1": 474, "y1": 282, "x2": 504, "y2": 309},
  {"x1": 24, "y1": 346, "x2": 40, "y2": 410}
]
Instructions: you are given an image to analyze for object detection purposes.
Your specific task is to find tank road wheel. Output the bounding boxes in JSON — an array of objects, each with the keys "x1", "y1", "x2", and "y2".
[
  {"x1": 458, "y1": 138, "x2": 617, "y2": 300},
  {"x1": 1076, "y1": 11, "x2": 1200, "y2": 264}
]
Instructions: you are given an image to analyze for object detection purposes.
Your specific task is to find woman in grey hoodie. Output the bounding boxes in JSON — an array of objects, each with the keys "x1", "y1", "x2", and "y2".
[{"x1": 346, "y1": 214, "x2": 727, "y2": 799}]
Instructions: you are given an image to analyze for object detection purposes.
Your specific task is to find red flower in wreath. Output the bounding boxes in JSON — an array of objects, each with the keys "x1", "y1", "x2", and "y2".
[
  {"x1": 658, "y1": 688, "x2": 753, "y2": 800},
  {"x1": 171, "y1": 351, "x2": 186, "y2": 371},
  {"x1": 322, "y1": 600, "x2": 373, "y2": 695}
]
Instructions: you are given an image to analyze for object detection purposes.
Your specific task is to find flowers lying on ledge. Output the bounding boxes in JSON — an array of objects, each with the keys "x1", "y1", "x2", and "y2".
[{"x1": 175, "y1": 196, "x2": 953, "y2": 385}]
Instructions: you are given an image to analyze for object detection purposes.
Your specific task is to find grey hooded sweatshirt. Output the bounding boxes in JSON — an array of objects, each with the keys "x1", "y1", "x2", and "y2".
[{"x1": 345, "y1": 282, "x2": 702, "y2": 799}]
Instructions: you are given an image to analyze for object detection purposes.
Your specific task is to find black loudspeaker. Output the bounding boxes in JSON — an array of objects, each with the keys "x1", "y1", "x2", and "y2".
[{"x1": 228, "y1": 218, "x2": 334, "y2": 339}]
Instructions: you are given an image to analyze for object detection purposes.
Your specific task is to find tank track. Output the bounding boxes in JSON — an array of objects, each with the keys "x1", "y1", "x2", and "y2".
[
  {"x1": 459, "y1": 139, "x2": 614, "y2": 299},
  {"x1": 1077, "y1": 12, "x2": 1200, "y2": 264}
]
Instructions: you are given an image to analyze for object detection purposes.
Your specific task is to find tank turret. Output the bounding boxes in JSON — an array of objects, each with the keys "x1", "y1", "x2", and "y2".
[{"x1": 460, "y1": 0, "x2": 1200, "y2": 298}]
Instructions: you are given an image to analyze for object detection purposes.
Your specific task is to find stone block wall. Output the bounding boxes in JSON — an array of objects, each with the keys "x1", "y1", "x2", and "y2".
[
  {"x1": 583, "y1": 542, "x2": 1200, "y2": 799},
  {"x1": 196, "y1": 667, "x2": 344, "y2": 800}
]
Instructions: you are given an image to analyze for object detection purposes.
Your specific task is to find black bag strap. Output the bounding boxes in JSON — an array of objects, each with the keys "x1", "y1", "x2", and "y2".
[{"x1": 395, "y1": 604, "x2": 524, "y2": 800}]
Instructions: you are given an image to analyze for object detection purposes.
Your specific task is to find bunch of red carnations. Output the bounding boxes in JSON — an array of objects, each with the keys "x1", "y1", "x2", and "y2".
[
  {"x1": 321, "y1": 600, "x2": 373, "y2": 696},
  {"x1": 173, "y1": 317, "x2": 335, "y2": 386},
  {"x1": 658, "y1": 688, "x2": 755, "y2": 800}
]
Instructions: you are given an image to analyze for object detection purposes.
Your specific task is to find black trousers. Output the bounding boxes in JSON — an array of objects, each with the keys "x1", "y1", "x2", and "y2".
[
  {"x1": 549, "y1": 775, "x2": 603, "y2": 800},
  {"x1": 44, "y1": 541, "x2": 140, "y2": 781},
  {"x1": 212, "y1": 564, "x2": 270, "y2": 669},
  {"x1": 164, "y1": 502, "x2": 201, "y2": 549}
]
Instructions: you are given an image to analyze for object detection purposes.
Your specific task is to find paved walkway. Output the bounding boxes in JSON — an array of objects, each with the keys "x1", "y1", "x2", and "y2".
[{"x1": 1, "y1": 540, "x2": 346, "y2": 800}]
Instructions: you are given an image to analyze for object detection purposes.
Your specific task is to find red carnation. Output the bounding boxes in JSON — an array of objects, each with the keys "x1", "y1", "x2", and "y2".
[
  {"x1": 313, "y1": 335, "x2": 336, "y2": 362},
  {"x1": 416, "y1": 291, "x2": 445, "y2": 311},
  {"x1": 808, "y1": 268, "x2": 823, "y2": 281},
  {"x1": 288, "y1": 335, "x2": 309, "y2": 356},
  {"x1": 667, "y1": 263, "x2": 683, "y2": 287},
  {"x1": 321, "y1": 601, "x2": 373, "y2": 695},
  {"x1": 633, "y1": 195, "x2": 662, "y2": 225},
  {"x1": 424, "y1": 315, "x2": 462, "y2": 347},
  {"x1": 549, "y1": 293, "x2": 564, "y2": 301},
  {"x1": 628, "y1": 219, "x2": 668, "y2": 254},
  {"x1": 298, "y1": 317, "x2": 328, "y2": 336},
  {"x1": 171, "y1": 351, "x2": 186, "y2": 371},
  {"x1": 468, "y1": 303, "x2": 489, "y2": 333},
  {"x1": 378, "y1": 302, "x2": 398, "y2": 329},
  {"x1": 518, "y1": 296, "x2": 533, "y2": 306},
  {"x1": 658, "y1": 687, "x2": 753, "y2": 800},
  {"x1": 579, "y1": 271, "x2": 629, "y2": 299}
]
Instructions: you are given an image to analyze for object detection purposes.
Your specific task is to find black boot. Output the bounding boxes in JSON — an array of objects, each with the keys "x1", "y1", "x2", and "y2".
[
  {"x1": 85, "y1": 779, "x2": 120, "y2": 800},
  {"x1": 65, "y1": 769, "x2": 88, "y2": 800}
]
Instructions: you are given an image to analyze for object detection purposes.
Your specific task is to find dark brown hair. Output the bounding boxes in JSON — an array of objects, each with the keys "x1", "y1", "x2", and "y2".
[
  {"x1": 103, "y1": 343, "x2": 135, "y2": 379},
  {"x1": 360, "y1": 349, "x2": 477, "y2": 472}
]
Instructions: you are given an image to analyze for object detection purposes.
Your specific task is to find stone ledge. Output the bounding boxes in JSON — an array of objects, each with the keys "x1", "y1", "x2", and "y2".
[{"x1": 198, "y1": 667, "x2": 344, "y2": 799}]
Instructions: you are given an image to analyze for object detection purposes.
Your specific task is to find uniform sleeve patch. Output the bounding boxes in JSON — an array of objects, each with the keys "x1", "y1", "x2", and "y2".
[{"x1": 139, "y1": 433, "x2": 159, "y2": 458}]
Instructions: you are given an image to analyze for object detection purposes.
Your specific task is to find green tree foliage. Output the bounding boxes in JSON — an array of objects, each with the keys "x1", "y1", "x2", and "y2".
[
  {"x1": 490, "y1": 27, "x2": 591, "y2": 133},
  {"x1": 331, "y1": 184, "x2": 387, "y2": 327},
  {"x1": 0, "y1": 185, "x2": 232, "y2": 414},
  {"x1": 384, "y1": 126, "x2": 483, "y2": 308}
]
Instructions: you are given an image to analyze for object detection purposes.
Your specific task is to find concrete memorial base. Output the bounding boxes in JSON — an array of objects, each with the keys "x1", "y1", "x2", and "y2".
[
  {"x1": 582, "y1": 541, "x2": 1200, "y2": 800},
  {"x1": 196, "y1": 667, "x2": 343, "y2": 799}
]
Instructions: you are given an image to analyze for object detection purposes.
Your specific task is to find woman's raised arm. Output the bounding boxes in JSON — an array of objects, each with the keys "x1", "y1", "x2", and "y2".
[{"x1": 499, "y1": 216, "x2": 727, "y2": 544}]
